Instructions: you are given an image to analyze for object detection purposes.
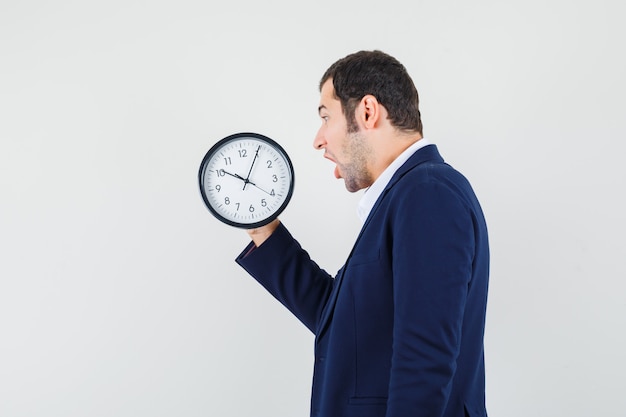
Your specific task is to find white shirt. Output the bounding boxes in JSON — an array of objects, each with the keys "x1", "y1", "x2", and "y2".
[{"x1": 357, "y1": 138, "x2": 431, "y2": 224}]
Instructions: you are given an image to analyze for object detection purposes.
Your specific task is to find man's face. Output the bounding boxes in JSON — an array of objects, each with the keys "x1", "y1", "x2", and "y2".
[{"x1": 314, "y1": 80, "x2": 373, "y2": 192}]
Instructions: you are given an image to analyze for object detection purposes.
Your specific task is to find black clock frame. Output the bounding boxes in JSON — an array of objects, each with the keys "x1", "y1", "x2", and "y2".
[{"x1": 198, "y1": 132, "x2": 295, "y2": 229}]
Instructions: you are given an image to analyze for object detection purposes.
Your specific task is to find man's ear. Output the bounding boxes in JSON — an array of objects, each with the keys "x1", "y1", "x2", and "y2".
[{"x1": 357, "y1": 95, "x2": 381, "y2": 130}]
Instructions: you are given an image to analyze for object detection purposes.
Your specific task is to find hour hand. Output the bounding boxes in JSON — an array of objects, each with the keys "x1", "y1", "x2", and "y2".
[{"x1": 221, "y1": 169, "x2": 245, "y2": 182}]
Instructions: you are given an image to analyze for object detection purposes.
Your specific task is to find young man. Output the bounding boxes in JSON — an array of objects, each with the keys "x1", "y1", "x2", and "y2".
[{"x1": 236, "y1": 50, "x2": 490, "y2": 417}]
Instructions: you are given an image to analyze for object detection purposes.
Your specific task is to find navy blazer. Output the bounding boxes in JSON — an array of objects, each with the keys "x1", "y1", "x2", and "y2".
[{"x1": 236, "y1": 145, "x2": 489, "y2": 417}]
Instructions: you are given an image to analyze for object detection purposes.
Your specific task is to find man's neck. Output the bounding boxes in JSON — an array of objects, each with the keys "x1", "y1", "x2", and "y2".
[{"x1": 369, "y1": 133, "x2": 423, "y2": 183}]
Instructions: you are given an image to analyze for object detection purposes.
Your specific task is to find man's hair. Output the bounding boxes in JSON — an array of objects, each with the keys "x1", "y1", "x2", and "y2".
[{"x1": 319, "y1": 50, "x2": 423, "y2": 135}]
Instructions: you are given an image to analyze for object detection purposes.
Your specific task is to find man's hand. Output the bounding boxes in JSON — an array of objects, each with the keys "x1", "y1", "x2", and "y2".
[{"x1": 247, "y1": 219, "x2": 280, "y2": 247}]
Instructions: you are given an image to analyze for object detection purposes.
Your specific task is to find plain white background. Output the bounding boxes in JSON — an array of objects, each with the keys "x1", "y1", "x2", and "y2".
[{"x1": 1, "y1": 1, "x2": 625, "y2": 416}]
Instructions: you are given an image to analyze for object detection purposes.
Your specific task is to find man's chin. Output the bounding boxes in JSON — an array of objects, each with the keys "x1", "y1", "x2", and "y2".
[{"x1": 343, "y1": 180, "x2": 363, "y2": 193}]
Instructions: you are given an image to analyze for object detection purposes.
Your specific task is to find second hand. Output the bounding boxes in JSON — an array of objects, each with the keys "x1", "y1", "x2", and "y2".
[{"x1": 220, "y1": 168, "x2": 273, "y2": 196}]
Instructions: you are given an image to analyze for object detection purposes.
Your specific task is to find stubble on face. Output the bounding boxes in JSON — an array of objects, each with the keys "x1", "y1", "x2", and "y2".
[{"x1": 339, "y1": 130, "x2": 374, "y2": 192}]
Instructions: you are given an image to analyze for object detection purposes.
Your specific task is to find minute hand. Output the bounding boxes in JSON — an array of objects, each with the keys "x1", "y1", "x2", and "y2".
[{"x1": 243, "y1": 145, "x2": 261, "y2": 190}]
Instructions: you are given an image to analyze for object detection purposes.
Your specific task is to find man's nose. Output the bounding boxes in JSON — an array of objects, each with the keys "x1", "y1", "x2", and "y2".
[{"x1": 313, "y1": 130, "x2": 326, "y2": 150}]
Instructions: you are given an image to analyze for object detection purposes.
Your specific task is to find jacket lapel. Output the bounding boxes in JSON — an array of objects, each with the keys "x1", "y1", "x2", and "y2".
[{"x1": 315, "y1": 145, "x2": 444, "y2": 338}]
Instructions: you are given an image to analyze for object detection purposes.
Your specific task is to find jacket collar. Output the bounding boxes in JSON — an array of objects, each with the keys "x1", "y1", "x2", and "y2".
[
  {"x1": 361, "y1": 144, "x2": 443, "y2": 229},
  {"x1": 316, "y1": 144, "x2": 444, "y2": 338}
]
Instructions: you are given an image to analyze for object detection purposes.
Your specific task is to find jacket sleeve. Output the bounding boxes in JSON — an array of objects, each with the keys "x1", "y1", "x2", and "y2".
[
  {"x1": 235, "y1": 222, "x2": 335, "y2": 333},
  {"x1": 386, "y1": 181, "x2": 475, "y2": 417}
]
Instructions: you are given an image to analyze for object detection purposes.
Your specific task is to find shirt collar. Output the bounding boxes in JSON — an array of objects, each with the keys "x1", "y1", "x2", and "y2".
[{"x1": 357, "y1": 138, "x2": 431, "y2": 224}]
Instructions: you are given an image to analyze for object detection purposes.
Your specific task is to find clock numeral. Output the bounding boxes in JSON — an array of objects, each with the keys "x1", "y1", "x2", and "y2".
[
  {"x1": 217, "y1": 169, "x2": 225, "y2": 177},
  {"x1": 215, "y1": 185, "x2": 221, "y2": 192},
  {"x1": 272, "y1": 175, "x2": 278, "y2": 183},
  {"x1": 238, "y1": 150, "x2": 247, "y2": 158},
  {"x1": 261, "y1": 199, "x2": 267, "y2": 207},
  {"x1": 270, "y1": 189, "x2": 275, "y2": 196},
  {"x1": 224, "y1": 197, "x2": 230, "y2": 205},
  {"x1": 266, "y1": 160, "x2": 272, "y2": 168},
  {"x1": 224, "y1": 157, "x2": 232, "y2": 165},
  {"x1": 235, "y1": 203, "x2": 240, "y2": 211},
  {"x1": 249, "y1": 205, "x2": 255, "y2": 212}
]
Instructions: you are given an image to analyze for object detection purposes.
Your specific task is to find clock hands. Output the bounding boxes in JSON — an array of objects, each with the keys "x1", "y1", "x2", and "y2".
[
  {"x1": 242, "y1": 145, "x2": 261, "y2": 191},
  {"x1": 220, "y1": 169, "x2": 246, "y2": 182},
  {"x1": 220, "y1": 168, "x2": 273, "y2": 196},
  {"x1": 200, "y1": 133, "x2": 294, "y2": 228},
  {"x1": 247, "y1": 181, "x2": 273, "y2": 196}
]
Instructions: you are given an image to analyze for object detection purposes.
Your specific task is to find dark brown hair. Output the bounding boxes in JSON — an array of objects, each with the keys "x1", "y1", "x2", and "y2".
[{"x1": 320, "y1": 50, "x2": 423, "y2": 134}]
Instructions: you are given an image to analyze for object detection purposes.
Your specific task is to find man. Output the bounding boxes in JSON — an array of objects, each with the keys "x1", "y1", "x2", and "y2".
[{"x1": 236, "y1": 50, "x2": 489, "y2": 417}]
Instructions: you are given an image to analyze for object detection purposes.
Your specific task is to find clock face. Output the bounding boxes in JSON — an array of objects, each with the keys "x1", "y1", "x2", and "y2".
[{"x1": 198, "y1": 132, "x2": 295, "y2": 228}]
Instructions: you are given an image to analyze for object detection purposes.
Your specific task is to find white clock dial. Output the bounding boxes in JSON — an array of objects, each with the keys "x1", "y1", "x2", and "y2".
[{"x1": 199, "y1": 133, "x2": 295, "y2": 228}]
